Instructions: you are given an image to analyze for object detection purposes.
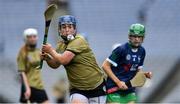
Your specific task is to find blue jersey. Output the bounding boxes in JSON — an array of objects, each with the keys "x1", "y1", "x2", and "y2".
[{"x1": 106, "y1": 42, "x2": 146, "y2": 94}]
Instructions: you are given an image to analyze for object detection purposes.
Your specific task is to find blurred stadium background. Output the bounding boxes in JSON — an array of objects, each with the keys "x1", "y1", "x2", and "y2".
[{"x1": 0, "y1": 0, "x2": 180, "y2": 103}]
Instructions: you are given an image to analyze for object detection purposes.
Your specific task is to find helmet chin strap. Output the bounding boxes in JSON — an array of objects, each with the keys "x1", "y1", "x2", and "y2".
[{"x1": 60, "y1": 35, "x2": 68, "y2": 42}]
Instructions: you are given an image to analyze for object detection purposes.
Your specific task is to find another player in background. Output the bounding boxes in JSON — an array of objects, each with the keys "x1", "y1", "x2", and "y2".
[
  {"x1": 102, "y1": 23, "x2": 152, "y2": 104},
  {"x1": 41, "y1": 15, "x2": 106, "y2": 103},
  {"x1": 17, "y1": 28, "x2": 49, "y2": 103}
]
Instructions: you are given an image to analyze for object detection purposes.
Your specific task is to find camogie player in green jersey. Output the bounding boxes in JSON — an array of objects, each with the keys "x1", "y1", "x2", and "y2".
[
  {"x1": 41, "y1": 15, "x2": 106, "y2": 103},
  {"x1": 17, "y1": 28, "x2": 49, "y2": 103}
]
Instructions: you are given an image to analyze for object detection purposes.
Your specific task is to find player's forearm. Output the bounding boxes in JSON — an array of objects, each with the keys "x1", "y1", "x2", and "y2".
[
  {"x1": 46, "y1": 57, "x2": 61, "y2": 69},
  {"x1": 102, "y1": 60, "x2": 122, "y2": 84},
  {"x1": 20, "y1": 72, "x2": 30, "y2": 90},
  {"x1": 49, "y1": 49, "x2": 69, "y2": 65}
]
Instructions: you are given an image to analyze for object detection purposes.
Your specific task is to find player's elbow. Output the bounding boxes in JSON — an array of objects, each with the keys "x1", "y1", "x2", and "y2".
[
  {"x1": 59, "y1": 59, "x2": 70, "y2": 65},
  {"x1": 56, "y1": 56, "x2": 72, "y2": 65},
  {"x1": 58, "y1": 51, "x2": 74, "y2": 65},
  {"x1": 102, "y1": 60, "x2": 110, "y2": 71},
  {"x1": 102, "y1": 62, "x2": 106, "y2": 70}
]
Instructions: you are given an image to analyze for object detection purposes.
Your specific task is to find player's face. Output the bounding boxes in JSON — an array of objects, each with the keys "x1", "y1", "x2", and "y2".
[
  {"x1": 59, "y1": 24, "x2": 76, "y2": 36},
  {"x1": 26, "y1": 35, "x2": 38, "y2": 46},
  {"x1": 129, "y1": 35, "x2": 144, "y2": 47}
]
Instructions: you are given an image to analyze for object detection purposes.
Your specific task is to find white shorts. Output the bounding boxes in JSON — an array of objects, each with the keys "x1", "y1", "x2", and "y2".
[{"x1": 70, "y1": 93, "x2": 106, "y2": 104}]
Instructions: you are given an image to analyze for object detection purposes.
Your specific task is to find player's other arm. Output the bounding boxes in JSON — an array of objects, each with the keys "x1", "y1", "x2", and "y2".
[
  {"x1": 102, "y1": 60, "x2": 128, "y2": 90},
  {"x1": 137, "y1": 49, "x2": 152, "y2": 79},
  {"x1": 17, "y1": 52, "x2": 31, "y2": 99},
  {"x1": 19, "y1": 72, "x2": 31, "y2": 99}
]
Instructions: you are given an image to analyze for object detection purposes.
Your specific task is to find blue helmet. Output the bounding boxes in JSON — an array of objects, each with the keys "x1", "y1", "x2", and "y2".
[{"x1": 58, "y1": 15, "x2": 76, "y2": 26}]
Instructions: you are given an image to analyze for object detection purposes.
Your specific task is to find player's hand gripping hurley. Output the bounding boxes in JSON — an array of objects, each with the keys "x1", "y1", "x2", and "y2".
[
  {"x1": 107, "y1": 70, "x2": 147, "y2": 93},
  {"x1": 38, "y1": 4, "x2": 57, "y2": 69}
]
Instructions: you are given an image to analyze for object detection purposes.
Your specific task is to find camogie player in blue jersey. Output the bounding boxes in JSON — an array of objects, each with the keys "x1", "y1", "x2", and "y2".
[{"x1": 102, "y1": 23, "x2": 152, "y2": 104}]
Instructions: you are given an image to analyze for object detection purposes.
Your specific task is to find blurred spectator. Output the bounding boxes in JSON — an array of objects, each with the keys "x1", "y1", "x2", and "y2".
[
  {"x1": 138, "y1": 0, "x2": 155, "y2": 24},
  {"x1": 47, "y1": 0, "x2": 68, "y2": 7},
  {"x1": 52, "y1": 78, "x2": 68, "y2": 103},
  {"x1": 0, "y1": 37, "x2": 5, "y2": 56}
]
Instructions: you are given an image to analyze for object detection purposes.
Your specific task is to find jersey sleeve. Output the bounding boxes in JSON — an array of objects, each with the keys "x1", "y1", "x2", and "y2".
[
  {"x1": 138, "y1": 48, "x2": 146, "y2": 70},
  {"x1": 66, "y1": 37, "x2": 88, "y2": 54},
  {"x1": 55, "y1": 42, "x2": 62, "y2": 53},
  {"x1": 17, "y1": 51, "x2": 26, "y2": 72},
  {"x1": 55, "y1": 41, "x2": 67, "y2": 53},
  {"x1": 106, "y1": 47, "x2": 122, "y2": 67}
]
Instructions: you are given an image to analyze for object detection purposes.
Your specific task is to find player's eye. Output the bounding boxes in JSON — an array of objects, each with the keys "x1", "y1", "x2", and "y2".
[
  {"x1": 62, "y1": 26, "x2": 66, "y2": 29},
  {"x1": 68, "y1": 25, "x2": 73, "y2": 29}
]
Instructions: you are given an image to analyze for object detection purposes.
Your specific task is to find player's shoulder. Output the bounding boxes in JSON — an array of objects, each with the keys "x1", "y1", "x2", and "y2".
[
  {"x1": 122, "y1": 42, "x2": 129, "y2": 49},
  {"x1": 139, "y1": 45, "x2": 146, "y2": 54},
  {"x1": 111, "y1": 43, "x2": 127, "y2": 55},
  {"x1": 17, "y1": 45, "x2": 26, "y2": 60},
  {"x1": 115, "y1": 43, "x2": 127, "y2": 51},
  {"x1": 18, "y1": 45, "x2": 25, "y2": 55},
  {"x1": 57, "y1": 40, "x2": 66, "y2": 46},
  {"x1": 68, "y1": 34, "x2": 87, "y2": 46},
  {"x1": 56, "y1": 40, "x2": 67, "y2": 52},
  {"x1": 139, "y1": 45, "x2": 145, "y2": 51},
  {"x1": 73, "y1": 34, "x2": 86, "y2": 42}
]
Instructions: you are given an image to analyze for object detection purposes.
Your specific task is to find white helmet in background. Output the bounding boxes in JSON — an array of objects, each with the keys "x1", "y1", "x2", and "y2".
[{"x1": 23, "y1": 28, "x2": 38, "y2": 41}]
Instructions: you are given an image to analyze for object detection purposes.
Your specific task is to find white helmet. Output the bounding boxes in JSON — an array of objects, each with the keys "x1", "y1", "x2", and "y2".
[{"x1": 23, "y1": 28, "x2": 38, "y2": 40}]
